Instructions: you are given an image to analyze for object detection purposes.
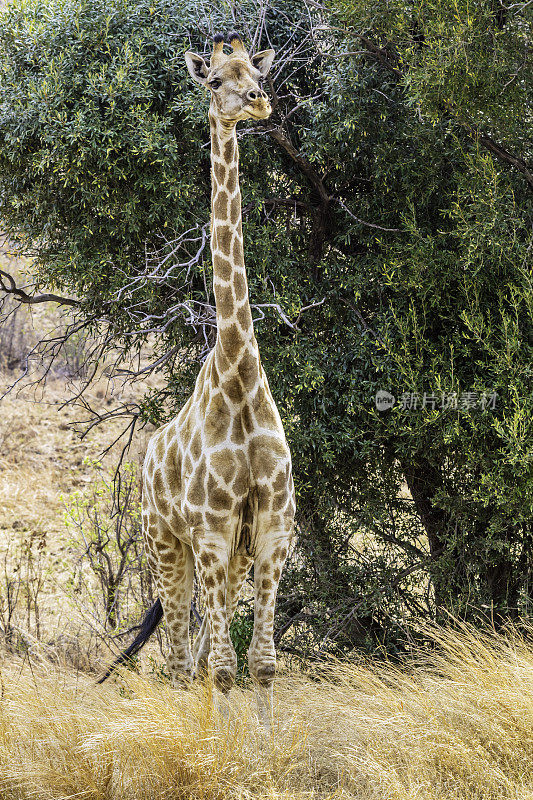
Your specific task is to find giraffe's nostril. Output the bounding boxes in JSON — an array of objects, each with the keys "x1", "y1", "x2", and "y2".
[{"x1": 247, "y1": 90, "x2": 258, "y2": 101}]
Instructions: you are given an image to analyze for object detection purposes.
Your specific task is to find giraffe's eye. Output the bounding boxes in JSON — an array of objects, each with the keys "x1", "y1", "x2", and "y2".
[{"x1": 209, "y1": 79, "x2": 222, "y2": 90}]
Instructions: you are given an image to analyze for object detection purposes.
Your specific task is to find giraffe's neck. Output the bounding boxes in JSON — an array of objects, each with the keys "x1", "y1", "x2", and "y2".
[{"x1": 209, "y1": 112, "x2": 259, "y2": 382}]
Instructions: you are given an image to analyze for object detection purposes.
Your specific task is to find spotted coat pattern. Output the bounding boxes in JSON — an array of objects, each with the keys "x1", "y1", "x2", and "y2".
[{"x1": 142, "y1": 37, "x2": 295, "y2": 704}]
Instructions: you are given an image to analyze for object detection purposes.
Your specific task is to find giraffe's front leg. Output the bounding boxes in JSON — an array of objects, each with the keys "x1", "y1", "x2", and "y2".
[
  {"x1": 193, "y1": 553, "x2": 252, "y2": 676},
  {"x1": 192, "y1": 532, "x2": 236, "y2": 693},
  {"x1": 248, "y1": 533, "x2": 290, "y2": 726}
]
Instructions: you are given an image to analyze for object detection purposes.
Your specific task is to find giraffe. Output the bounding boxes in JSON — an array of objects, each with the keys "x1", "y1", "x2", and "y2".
[{"x1": 137, "y1": 32, "x2": 295, "y2": 720}]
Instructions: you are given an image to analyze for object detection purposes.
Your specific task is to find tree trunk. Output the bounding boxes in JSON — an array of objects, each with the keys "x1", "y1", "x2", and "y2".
[{"x1": 402, "y1": 457, "x2": 457, "y2": 617}]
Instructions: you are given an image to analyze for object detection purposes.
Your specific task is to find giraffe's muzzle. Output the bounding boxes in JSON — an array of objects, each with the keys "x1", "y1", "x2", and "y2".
[{"x1": 246, "y1": 98, "x2": 272, "y2": 120}]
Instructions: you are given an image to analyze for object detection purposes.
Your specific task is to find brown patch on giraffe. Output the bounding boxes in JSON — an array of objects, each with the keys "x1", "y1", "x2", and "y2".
[
  {"x1": 215, "y1": 566, "x2": 226, "y2": 583},
  {"x1": 180, "y1": 409, "x2": 195, "y2": 449},
  {"x1": 187, "y1": 461, "x2": 206, "y2": 506},
  {"x1": 231, "y1": 414, "x2": 245, "y2": 445},
  {"x1": 220, "y1": 322, "x2": 244, "y2": 361},
  {"x1": 213, "y1": 162, "x2": 226, "y2": 184},
  {"x1": 223, "y1": 137, "x2": 236, "y2": 163},
  {"x1": 161, "y1": 529, "x2": 174, "y2": 545},
  {"x1": 215, "y1": 283, "x2": 234, "y2": 319},
  {"x1": 161, "y1": 550, "x2": 177, "y2": 564},
  {"x1": 215, "y1": 224, "x2": 234, "y2": 255},
  {"x1": 253, "y1": 394, "x2": 278, "y2": 429},
  {"x1": 210, "y1": 485, "x2": 234, "y2": 512},
  {"x1": 190, "y1": 430, "x2": 202, "y2": 462},
  {"x1": 210, "y1": 449, "x2": 237, "y2": 484},
  {"x1": 153, "y1": 470, "x2": 170, "y2": 515},
  {"x1": 261, "y1": 485, "x2": 276, "y2": 509},
  {"x1": 226, "y1": 167, "x2": 237, "y2": 195},
  {"x1": 211, "y1": 132, "x2": 221, "y2": 157},
  {"x1": 261, "y1": 577, "x2": 273, "y2": 590},
  {"x1": 241, "y1": 405, "x2": 254, "y2": 435},
  {"x1": 214, "y1": 189, "x2": 229, "y2": 220},
  {"x1": 237, "y1": 351, "x2": 258, "y2": 390},
  {"x1": 235, "y1": 448, "x2": 248, "y2": 469},
  {"x1": 205, "y1": 511, "x2": 230, "y2": 529},
  {"x1": 233, "y1": 272, "x2": 247, "y2": 301},
  {"x1": 236, "y1": 305, "x2": 251, "y2": 330},
  {"x1": 204, "y1": 393, "x2": 231, "y2": 446},
  {"x1": 221, "y1": 375, "x2": 244, "y2": 404},
  {"x1": 183, "y1": 453, "x2": 193, "y2": 476},
  {"x1": 232, "y1": 235, "x2": 244, "y2": 265},
  {"x1": 170, "y1": 508, "x2": 186, "y2": 533},
  {"x1": 155, "y1": 435, "x2": 165, "y2": 462},
  {"x1": 165, "y1": 438, "x2": 178, "y2": 467},
  {"x1": 215, "y1": 347, "x2": 231, "y2": 374},
  {"x1": 198, "y1": 387, "x2": 209, "y2": 417},
  {"x1": 217, "y1": 589, "x2": 225, "y2": 606},
  {"x1": 250, "y1": 435, "x2": 286, "y2": 481},
  {"x1": 232, "y1": 467, "x2": 248, "y2": 496},
  {"x1": 272, "y1": 470, "x2": 286, "y2": 493},
  {"x1": 166, "y1": 451, "x2": 181, "y2": 495},
  {"x1": 273, "y1": 567, "x2": 281, "y2": 581},
  {"x1": 272, "y1": 491, "x2": 289, "y2": 512},
  {"x1": 200, "y1": 551, "x2": 215, "y2": 568},
  {"x1": 210, "y1": 361, "x2": 220, "y2": 388},
  {"x1": 204, "y1": 574, "x2": 216, "y2": 589},
  {"x1": 206, "y1": 473, "x2": 234, "y2": 515},
  {"x1": 229, "y1": 196, "x2": 240, "y2": 225},
  {"x1": 214, "y1": 256, "x2": 232, "y2": 282}
]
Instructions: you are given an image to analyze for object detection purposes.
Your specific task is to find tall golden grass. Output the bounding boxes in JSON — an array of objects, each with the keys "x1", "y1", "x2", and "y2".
[{"x1": 1, "y1": 624, "x2": 532, "y2": 800}]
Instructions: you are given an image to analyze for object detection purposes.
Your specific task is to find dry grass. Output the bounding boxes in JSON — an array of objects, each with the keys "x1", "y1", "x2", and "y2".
[{"x1": 1, "y1": 625, "x2": 533, "y2": 800}]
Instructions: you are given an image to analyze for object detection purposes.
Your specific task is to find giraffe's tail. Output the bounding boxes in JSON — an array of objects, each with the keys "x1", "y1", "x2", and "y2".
[{"x1": 96, "y1": 598, "x2": 163, "y2": 684}]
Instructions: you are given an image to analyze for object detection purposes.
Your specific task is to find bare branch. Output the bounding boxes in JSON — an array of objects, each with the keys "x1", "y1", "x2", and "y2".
[
  {"x1": 0, "y1": 268, "x2": 78, "y2": 307},
  {"x1": 336, "y1": 198, "x2": 401, "y2": 233}
]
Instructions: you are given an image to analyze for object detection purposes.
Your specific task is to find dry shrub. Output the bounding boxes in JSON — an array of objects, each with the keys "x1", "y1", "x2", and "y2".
[{"x1": 0, "y1": 625, "x2": 533, "y2": 800}]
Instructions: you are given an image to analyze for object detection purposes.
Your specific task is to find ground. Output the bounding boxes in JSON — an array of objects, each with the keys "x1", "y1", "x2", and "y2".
[{"x1": 1, "y1": 625, "x2": 533, "y2": 799}]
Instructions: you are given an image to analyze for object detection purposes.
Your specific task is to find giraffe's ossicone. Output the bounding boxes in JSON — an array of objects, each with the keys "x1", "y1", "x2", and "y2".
[{"x1": 140, "y1": 32, "x2": 295, "y2": 719}]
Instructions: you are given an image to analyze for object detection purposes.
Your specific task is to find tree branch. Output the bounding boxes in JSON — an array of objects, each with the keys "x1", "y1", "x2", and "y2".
[
  {"x1": 266, "y1": 126, "x2": 331, "y2": 205},
  {"x1": 0, "y1": 268, "x2": 78, "y2": 307}
]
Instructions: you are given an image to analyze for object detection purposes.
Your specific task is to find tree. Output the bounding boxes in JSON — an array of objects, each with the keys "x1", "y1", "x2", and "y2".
[{"x1": 0, "y1": 0, "x2": 531, "y2": 659}]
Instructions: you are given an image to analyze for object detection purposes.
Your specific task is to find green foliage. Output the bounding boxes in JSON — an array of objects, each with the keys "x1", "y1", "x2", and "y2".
[
  {"x1": 230, "y1": 599, "x2": 254, "y2": 684},
  {"x1": 0, "y1": 0, "x2": 531, "y2": 658}
]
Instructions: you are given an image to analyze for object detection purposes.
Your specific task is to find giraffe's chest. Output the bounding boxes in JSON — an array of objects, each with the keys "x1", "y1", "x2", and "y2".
[{"x1": 176, "y1": 373, "x2": 293, "y2": 531}]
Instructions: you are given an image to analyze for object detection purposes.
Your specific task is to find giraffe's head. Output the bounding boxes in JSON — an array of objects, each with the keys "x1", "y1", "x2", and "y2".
[{"x1": 185, "y1": 33, "x2": 274, "y2": 123}]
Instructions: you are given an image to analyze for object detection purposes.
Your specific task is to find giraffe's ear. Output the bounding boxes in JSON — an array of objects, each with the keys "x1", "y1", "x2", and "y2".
[
  {"x1": 184, "y1": 52, "x2": 209, "y2": 85},
  {"x1": 251, "y1": 49, "x2": 275, "y2": 77}
]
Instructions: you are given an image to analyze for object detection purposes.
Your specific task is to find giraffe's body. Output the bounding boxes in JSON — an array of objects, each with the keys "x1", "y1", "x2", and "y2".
[{"x1": 141, "y1": 33, "x2": 295, "y2": 712}]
